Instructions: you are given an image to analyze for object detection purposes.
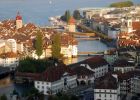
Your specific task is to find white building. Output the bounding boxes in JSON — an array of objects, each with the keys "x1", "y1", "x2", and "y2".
[
  {"x1": 0, "y1": 39, "x2": 17, "y2": 53},
  {"x1": 108, "y1": 28, "x2": 120, "y2": 39},
  {"x1": 80, "y1": 56, "x2": 108, "y2": 78},
  {"x1": 7, "y1": 39, "x2": 17, "y2": 53},
  {"x1": 0, "y1": 52, "x2": 19, "y2": 70},
  {"x1": 113, "y1": 59, "x2": 135, "y2": 73},
  {"x1": 60, "y1": 33, "x2": 78, "y2": 58},
  {"x1": 131, "y1": 76, "x2": 140, "y2": 94},
  {"x1": 34, "y1": 65, "x2": 77, "y2": 95},
  {"x1": 94, "y1": 73, "x2": 118, "y2": 100}
]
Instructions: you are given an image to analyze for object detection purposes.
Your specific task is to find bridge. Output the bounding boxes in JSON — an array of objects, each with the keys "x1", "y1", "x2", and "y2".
[
  {"x1": 76, "y1": 37, "x2": 100, "y2": 40},
  {"x1": 68, "y1": 32, "x2": 96, "y2": 37},
  {"x1": 0, "y1": 67, "x2": 11, "y2": 78},
  {"x1": 77, "y1": 24, "x2": 112, "y2": 40},
  {"x1": 78, "y1": 51, "x2": 104, "y2": 56}
]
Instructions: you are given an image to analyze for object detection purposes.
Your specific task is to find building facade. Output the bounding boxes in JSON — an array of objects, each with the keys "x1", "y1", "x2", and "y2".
[{"x1": 34, "y1": 65, "x2": 77, "y2": 95}]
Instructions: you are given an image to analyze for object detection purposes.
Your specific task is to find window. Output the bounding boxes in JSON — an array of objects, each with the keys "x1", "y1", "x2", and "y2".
[
  {"x1": 42, "y1": 86, "x2": 44, "y2": 89},
  {"x1": 105, "y1": 94, "x2": 106, "y2": 97},
  {"x1": 99, "y1": 94, "x2": 101, "y2": 97},
  {"x1": 110, "y1": 94, "x2": 112, "y2": 97}
]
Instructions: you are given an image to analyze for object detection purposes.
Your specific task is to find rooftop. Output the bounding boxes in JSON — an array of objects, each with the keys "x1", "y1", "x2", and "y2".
[
  {"x1": 95, "y1": 73, "x2": 117, "y2": 89},
  {"x1": 112, "y1": 59, "x2": 135, "y2": 67},
  {"x1": 41, "y1": 64, "x2": 75, "y2": 82},
  {"x1": 82, "y1": 56, "x2": 108, "y2": 69}
]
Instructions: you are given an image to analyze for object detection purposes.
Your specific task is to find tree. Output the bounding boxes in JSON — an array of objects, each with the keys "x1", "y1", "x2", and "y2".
[
  {"x1": 51, "y1": 34, "x2": 61, "y2": 59},
  {"x1": 65, "y1": 10, "x2": 71, "y2": 23},
  {"x1": 60, "y1": 10, "x2": 71, "y2": 23},
  {"x1": 110, "y1": 1, "x2": 133, "y2": 8},
  {"x1": 0, "y1": 94, "x2": 7, "y2": 100},
  {"x1": 35, "y1": 30, "x2": 43, "y2": 59},
  {"x1": 73, "y1": 10, "x2": 81, "y2": 20},
  {"x1": 70, "y1": 95, "x2": 79, "y2": 100}
]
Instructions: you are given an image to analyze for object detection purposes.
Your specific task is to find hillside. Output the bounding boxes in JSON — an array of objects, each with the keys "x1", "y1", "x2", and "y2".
[{"x1": 110, "y1": 1, "x2": 134, "y2": 8}]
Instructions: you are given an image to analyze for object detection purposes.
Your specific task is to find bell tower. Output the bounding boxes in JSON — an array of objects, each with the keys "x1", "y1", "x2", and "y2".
[{"x1": 16, "y1": 12, "x2": 23, "y2": 29}]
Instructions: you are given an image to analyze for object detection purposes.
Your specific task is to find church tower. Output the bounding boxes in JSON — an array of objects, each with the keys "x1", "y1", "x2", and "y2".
[
  {"x1": 16, "y1": 12, "x2": 23, "y2": 29},
  {"x1": 68, "y1": 16, "x2": 76, "y2": 32}
]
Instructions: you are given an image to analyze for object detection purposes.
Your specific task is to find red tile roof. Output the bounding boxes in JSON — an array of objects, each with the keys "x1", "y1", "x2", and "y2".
[
  {"x1": 0, "y1": 52, "x2": 18, "y2": 58},
  {"x1": 112, "y1": 59, "x2": 135, "y2": 67},
  {"x1": 117, "y1": 70, "x2": 140, "y2": 82},
  {"x1": 95, "y1": 73, "x2": 117, "y2": 89},
  {"x1": 83, "y1": 56, "x2": 108, "y2": 68},
  {"x1": 132, "y1": 22, "x2": 140, "y2": 30},
  {"x1": 41, "y1": 64, "x2": 75, "y2": 82},
  {"x1": 72, "y1": 66, "x2": 94, "y2": 76},
  {"x1": 16, "y1": 12, "x2": 22, "y2": 20}
]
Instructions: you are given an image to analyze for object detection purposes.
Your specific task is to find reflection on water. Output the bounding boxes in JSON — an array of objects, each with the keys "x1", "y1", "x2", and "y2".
[
  {"x1": 63, "y1": 55, "x2": 95, "y2": 65},
  {"x1": 0, "y1": 76, "x2": 12, "y2": 88},
  {"x1": 0, "y1": 76, "x2": 33, "y2": 97}
]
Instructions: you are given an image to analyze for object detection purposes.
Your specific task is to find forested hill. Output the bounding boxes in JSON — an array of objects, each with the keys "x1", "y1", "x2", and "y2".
[{"x1": 110, "y1": 1, "x2": 134, "y2": 8}]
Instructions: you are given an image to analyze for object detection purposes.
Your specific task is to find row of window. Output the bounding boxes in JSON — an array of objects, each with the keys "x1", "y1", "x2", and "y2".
[
  {"x1": 96, "y1": 68, "x2": 108, "y2": 73},
  {"x1": 98, "y1": 94, "x2": 113, "y2": 98},
  {"x1": 99, "y1": 90, "x2": 113, "y2": 92},
  {"x1": 36, "y1": 83, "x2": 77, "y2": 94},
  {"x1": 36, "y1": 81, "x2": 49, "y2": 85}
]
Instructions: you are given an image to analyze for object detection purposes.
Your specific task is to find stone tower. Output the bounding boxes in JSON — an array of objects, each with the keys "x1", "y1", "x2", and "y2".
[{"x1": 68, "y1": 16, "x2": 76, "y2": 32}]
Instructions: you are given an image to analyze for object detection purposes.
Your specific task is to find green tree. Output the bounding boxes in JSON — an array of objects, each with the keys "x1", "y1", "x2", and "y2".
[
  {"x1": 35, "y1": 30, "x2": 43, "y2": 59},
  {"x1": 0, "y1": 94, "x2": 7, "y2": 100},
  {"x1": 110, "y1": 1, "x2": 133, "y2": 8},
  {"x1": 73, "y1": 10, "x2": 81, "y2": 20},
  {"x1": 51, "y1": 34, "x2": 61, "y2": 59},
  {"x1": 65, "y1": 10, "x2": 71, "y2": 23},
  {"x1": 60, "y1": 10, "x2": 71, "y2": 23}
]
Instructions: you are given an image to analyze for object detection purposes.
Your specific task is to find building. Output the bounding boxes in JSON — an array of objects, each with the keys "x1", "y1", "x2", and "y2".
[
  {"x1": 60, "y1": 33, "x2": 78, "y2": 58},
  {"x1": 34, "y1": 64, "x2": 77, "y2": 95},
  {"x1": 131, "y1": 76, "x2": 140, "y2": 94},
  {"x1": 16, "y1": 12, "x2": 23, "y2": 29},
  {"x1": 31, "y1": 33, "x2": 78, "y2": 59},
  {"x1": 67, "y1": 16, "x2": 76, "y2": 32},
  {"x1": 80, "y1": 56, "x2": 109, "y2": 78},
  {"x1": 116, "y1": 71, "x2": 140, "y2": 95},
  {"x1": 0, "y1": 52, "x2": 19, "y2": 70},
  {"x1": 6, "y1": 39, "x2": 17, "y2": 53},
  {"x1": 71, "y1": 65, "x2": 95, "y2": 85},
  {"x1": 112, "y1": 59, "x2": 135, "y2": 73},
  {"x1": 127, "y1": 19, "x2": 140, "y2": 33},
  {"x1": 94, "y1": 73, "x2": 118, "y2": 100}
]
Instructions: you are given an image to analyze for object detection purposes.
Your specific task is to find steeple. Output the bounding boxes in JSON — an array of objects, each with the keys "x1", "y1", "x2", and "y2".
[
  {"x1": 16, "y1": 12, "x2": 23, "y2": 29},
  {"x1": 16, "y1": 12, "x2": 22, "y2": 20}
]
